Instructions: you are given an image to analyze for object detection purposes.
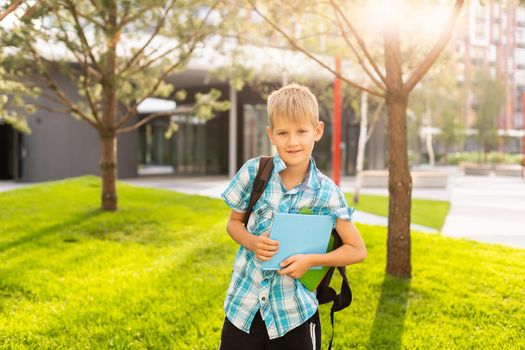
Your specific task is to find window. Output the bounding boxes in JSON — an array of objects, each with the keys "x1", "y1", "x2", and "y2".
[
  {"x1": 516, "y1": 69, "x2": 525, "y2": 85},
  {"x1": 493, "y1": 25, "x2": 499, "y2": 41},
  {"x1": 517, "y1": 7, "x2": 525, "y2": 23},
  {"x1": 488, "y1": 45, "x2": 497, "y2": 62},
  {"x1": 243, "y1": 104, "x2": 272, "y2": 161},
  {"x1": 515, "y1": 48, "x2": 525, "y2": 65},
  {"x1": 516, "y1": 27, "x2": 525, "y2": 44}
]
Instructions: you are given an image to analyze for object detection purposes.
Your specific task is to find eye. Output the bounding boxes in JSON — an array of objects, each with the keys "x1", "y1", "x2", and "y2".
[
  {"x1": 299, "y1": 129, "x2": 308, "y2": 134},
  {"x1": 278, "y1": 131, "x2": 287, "y2": 136}
]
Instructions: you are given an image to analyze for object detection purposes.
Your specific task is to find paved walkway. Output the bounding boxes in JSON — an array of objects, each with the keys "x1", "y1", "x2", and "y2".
[
  {"x1": 2, "y1": 169, "x2": 524, "y2": 249},
  {"x1": 123, "y1": 171, "x2": 525, "y2": 249}
]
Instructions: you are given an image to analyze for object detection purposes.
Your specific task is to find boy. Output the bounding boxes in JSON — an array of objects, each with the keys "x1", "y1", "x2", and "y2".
[{"x1": 220, "y1": 83, "x2": 367, "y2": 350}]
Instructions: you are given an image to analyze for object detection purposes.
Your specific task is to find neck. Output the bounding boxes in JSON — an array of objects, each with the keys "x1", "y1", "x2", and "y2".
[{"x1": 280, "y1": 160, "x2": 310, "y2": 185}]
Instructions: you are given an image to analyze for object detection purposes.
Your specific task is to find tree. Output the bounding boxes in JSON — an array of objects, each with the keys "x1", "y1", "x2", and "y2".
[
  {"x1": 0, "y1": 1, "x2": 42, "y2": 133},
  {"x1": 354, "y1": 91, "x2": 384, "y2": 203},
  {"x1": 6, "y1": 0, "x2": 229, "y2": 211},
  {"x1": 247, "y1": 0, "x2": 465, "y2": 277},
  {"x1": 472, "y1": 67, "x2": 506, "y2": 162},
  {"x1": 408, "y1": 52, "x2": 464, "y2": 164}
]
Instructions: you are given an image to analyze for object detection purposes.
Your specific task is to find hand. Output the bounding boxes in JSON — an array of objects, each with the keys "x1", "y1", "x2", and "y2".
[
  {"x1": 251, "y1": 232, "x2": 279, "y2": 262},
  {"x1": 277, "y1": 254, "x2": 313, "y2": 279}
]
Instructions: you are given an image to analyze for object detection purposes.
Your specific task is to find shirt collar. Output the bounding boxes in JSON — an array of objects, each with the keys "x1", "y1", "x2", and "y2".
[{"x1": 272, "y1": 153, "x2": 321, "y2": 190}]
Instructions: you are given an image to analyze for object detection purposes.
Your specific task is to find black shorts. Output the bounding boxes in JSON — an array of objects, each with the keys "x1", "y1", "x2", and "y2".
[{"x1": 219, "y1": 311, "x2": 321, "y2": 350}]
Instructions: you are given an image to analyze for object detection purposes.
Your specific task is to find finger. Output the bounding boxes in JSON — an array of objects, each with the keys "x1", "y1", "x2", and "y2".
[
  {"x1": 278, "y1": 266, "x2": 292, "y2": 276},
  {"x1": 260, "y1": 243, "x2": 279, "y2": 251},
  {"x1": 257, "y1": 251, "x2": 276, "y2": 258},
  {"x1": 260, "y1": 236, "x2": 279, "y2": 246},
  {"x1": 280, "y1": 256, "x2": 296, "y2": 268}
]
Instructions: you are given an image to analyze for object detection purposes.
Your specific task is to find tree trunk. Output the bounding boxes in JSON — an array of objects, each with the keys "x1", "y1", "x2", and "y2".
[
  {"x1": 384, "y1": 0, "x2": 412, "y2": 277},
  {"x1": 425, "y1": 108, "x2": 435, "y2": 167},
  {"x1": 101, "y1": 133, "x2": 117, "y2": 211},
  {"x1": 354, "y1": 90, "x2": 368, "y2": 204},
  {"x1": 100, "y1": 0, "x2": 119, "y2": 211},
  {"x1": 386, "y1": 92, "x2": 412, "y2": 277}
]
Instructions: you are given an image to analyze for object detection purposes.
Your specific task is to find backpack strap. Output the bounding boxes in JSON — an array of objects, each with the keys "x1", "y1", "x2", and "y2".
[
  {"x1": 316, "y1": 231, "x2": 353, "y2": 350},
  {"x1": 326, "y1": 266, "x2": 352, "y2": 350},
  {"x1": 243, "y1": 156, "x2": 274, "y2": 226}
]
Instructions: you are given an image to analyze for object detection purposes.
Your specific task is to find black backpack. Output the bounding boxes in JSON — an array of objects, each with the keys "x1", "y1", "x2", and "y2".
[{"x1": 243, "y1": 156, "x2": 352, "y2": 350}]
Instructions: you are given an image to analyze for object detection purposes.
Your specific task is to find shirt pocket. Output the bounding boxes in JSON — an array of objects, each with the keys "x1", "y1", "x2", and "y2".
[
  {"x1": 289, "y1": 205, "x2": 331, "y2": 216},
  {"x1": 249, "y1": 197, "x2": 275, "y2": 234}
]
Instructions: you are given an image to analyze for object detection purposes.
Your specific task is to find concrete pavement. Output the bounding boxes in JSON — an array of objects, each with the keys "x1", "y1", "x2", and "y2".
[
  {"x1": 121, "y1": 171, "x2": 525, "y2": 249},
  {"x1": 2, "y1": 168, "x2": 524, "y2": 249}
]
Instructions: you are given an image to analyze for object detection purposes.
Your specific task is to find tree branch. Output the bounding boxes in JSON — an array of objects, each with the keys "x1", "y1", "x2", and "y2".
[
  {"x1": 366, "y1": 99, "x2": 385, "y2": 141},
  {"x1": 75, "y1": 9, "x2": 105, "y2": 28},
  {"x1": 404, "y1": 0, "x2": 465, "y2": 94},
  {"x1": 115, "y1": 1, "x2": 219, "y2": 130},
  {"x1": 333, "y1": 8, "x2": 386, "y2": 91},
  {"x1": 55, "y1": 13, "x2": 87, "y2": 66},
  {"x1": 116, "y1": 106, "x2": 191, "y2": 134},
  {"x1": 54, "y1": 13, "x2": 103, "y2": 128},
  {"x1": 121, "y1": 37, "x2": 195, "y2": 77},
  {"x1": 64, "y1": 0, "x2": 101, "y2": 71},
  {"x1": 28, "y1": 44, "x2": 102, "y2": 131},
  {"x1": 0, "y1": 0, "x2": 23, "y2": 22},
  {"x1": 120, "y1": 0, "x2": 177, "y2": 74},
  {"x1": 33, "y1": 103, "x2": 71, "y2": 114},
  {"x1": 329, "y1": 0, "x2": 387, "y2": 86},
  {"x1": 115, "y1": 44, "x2": 196, "y2": 130},
  {"x1": 118, "y1": 3, "x2": 161, "y2": 30},
  {"x1": 249, "y1": 0, "x2": 385, "y2": 97}
]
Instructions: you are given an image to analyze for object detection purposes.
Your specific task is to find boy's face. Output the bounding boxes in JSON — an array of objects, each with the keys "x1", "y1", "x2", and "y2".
[{"x1": 266, "y1": 117, "x2": 324, "y2": 170}]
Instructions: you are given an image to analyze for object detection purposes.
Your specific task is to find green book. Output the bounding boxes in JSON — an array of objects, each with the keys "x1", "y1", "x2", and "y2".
[{"x1": 299, "y1": 234, "x2": 335, "y2": 291}]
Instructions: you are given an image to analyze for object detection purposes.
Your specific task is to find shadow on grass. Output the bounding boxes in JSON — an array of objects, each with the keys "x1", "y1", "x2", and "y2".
[
  {"x1": 368, "y1": 274, "x2": 411, "y2": 350},
  {"x1": 0, "y1": 209, "x2": 102, "y2": 253}
]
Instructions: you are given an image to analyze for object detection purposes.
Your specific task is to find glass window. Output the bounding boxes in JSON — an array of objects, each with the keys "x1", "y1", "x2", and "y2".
[
  {"x1": 516, "y1": 69, "x2": 525, "y2": 85},
  {"x1": 517, "y1": 8, "x2": 525, "y2": 23},
  {"x1": 243, "y1": 104, "x2": 272, "y2": 161},
  {"x1": 516, "y1": 27, "x2": 525, "y2": 44},
  {"x1": 515, "y1": 48, "x2": 525, "y2": 65},
  {"x1": 493, "y1": 25, "x2": 499, "y2": 41}
]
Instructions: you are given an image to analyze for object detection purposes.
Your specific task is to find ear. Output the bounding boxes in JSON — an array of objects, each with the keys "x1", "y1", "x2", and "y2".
[
  {"x1": 266, "y1": 126, "x2": 275, "y2": 145},
  {"x1": 314, "y1": 121, "x2": 324, "y2": 141}
]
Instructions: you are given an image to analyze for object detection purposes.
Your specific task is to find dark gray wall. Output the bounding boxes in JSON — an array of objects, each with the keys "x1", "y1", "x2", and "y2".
[
  {"x1": 366, "y1": 114, "x2": 387, "y2": 170},
  {"x1": 19, "y1": 72, "x2": 138, "y2": 182}
]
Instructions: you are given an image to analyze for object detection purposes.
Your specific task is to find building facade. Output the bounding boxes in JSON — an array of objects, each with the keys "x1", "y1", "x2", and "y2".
[
  {"x1": 456, "y1": 1, "x2": 525, "y2": 152},
  {"x1": 1, "y1": 65, "x2": 384, "y2": 182}
]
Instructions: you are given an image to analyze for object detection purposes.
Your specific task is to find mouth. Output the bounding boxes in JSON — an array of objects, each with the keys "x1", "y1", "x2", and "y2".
[{"x1": 287, "y1": 150, "x2": 302, "y2": 155}]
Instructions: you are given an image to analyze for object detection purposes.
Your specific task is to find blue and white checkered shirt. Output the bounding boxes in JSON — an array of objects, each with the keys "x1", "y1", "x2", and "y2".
[{"x1": 221, "y1": 154, "x2": 354, "y2": 339}]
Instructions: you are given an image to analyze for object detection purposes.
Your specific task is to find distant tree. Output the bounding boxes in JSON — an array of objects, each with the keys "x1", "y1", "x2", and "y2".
[
  {"x1": 472, "y1": 67, "x2": 505, "y2": 162},
  {"x1": 409, "y1": 53, "x2": 464, "y2": 165},
  {"x1": 5, "y1": 0, "x2": 229, "y2": 211}
]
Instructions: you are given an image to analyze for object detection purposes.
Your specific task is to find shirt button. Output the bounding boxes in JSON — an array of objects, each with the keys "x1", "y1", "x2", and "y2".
[{"x1": 261, "y1": 296, "x2": 266, "y2": 301}]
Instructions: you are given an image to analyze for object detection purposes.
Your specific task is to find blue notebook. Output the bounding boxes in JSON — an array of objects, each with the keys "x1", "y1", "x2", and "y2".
[{"x1": 261, "y1": 212, "x2": 333, "y2": 271}]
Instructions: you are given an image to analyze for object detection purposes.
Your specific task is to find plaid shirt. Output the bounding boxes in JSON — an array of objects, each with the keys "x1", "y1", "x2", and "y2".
[{"x1": 221, "y1": 154, "x2": 354, "y2": 339}]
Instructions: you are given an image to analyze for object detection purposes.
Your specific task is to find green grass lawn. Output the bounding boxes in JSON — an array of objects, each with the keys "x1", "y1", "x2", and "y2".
[
  {"x1": 1, "y1": 177, "x2": 523, "y2": 349},
  {"x1": 345, "y1": 193, "x2": 450, "y2": 231}
]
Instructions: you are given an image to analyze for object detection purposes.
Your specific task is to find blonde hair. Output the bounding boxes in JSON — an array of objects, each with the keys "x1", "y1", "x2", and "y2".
[{"x1": 267, "y1": 83, "x2": 319, "y2": 130}]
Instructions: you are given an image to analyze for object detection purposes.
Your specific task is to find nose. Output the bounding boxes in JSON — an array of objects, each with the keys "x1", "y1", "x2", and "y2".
[{"x1": 288, "y1": 133, "x2": 299, "y2": 146}]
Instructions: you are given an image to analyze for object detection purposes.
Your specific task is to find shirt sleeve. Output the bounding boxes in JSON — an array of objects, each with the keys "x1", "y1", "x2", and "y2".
[
  {"x1": 327, "y1": 186, "x2": 355, "y2": 225},
  {"x1": 221, "y1": 158, "x2": 259, "y2": 213}
]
